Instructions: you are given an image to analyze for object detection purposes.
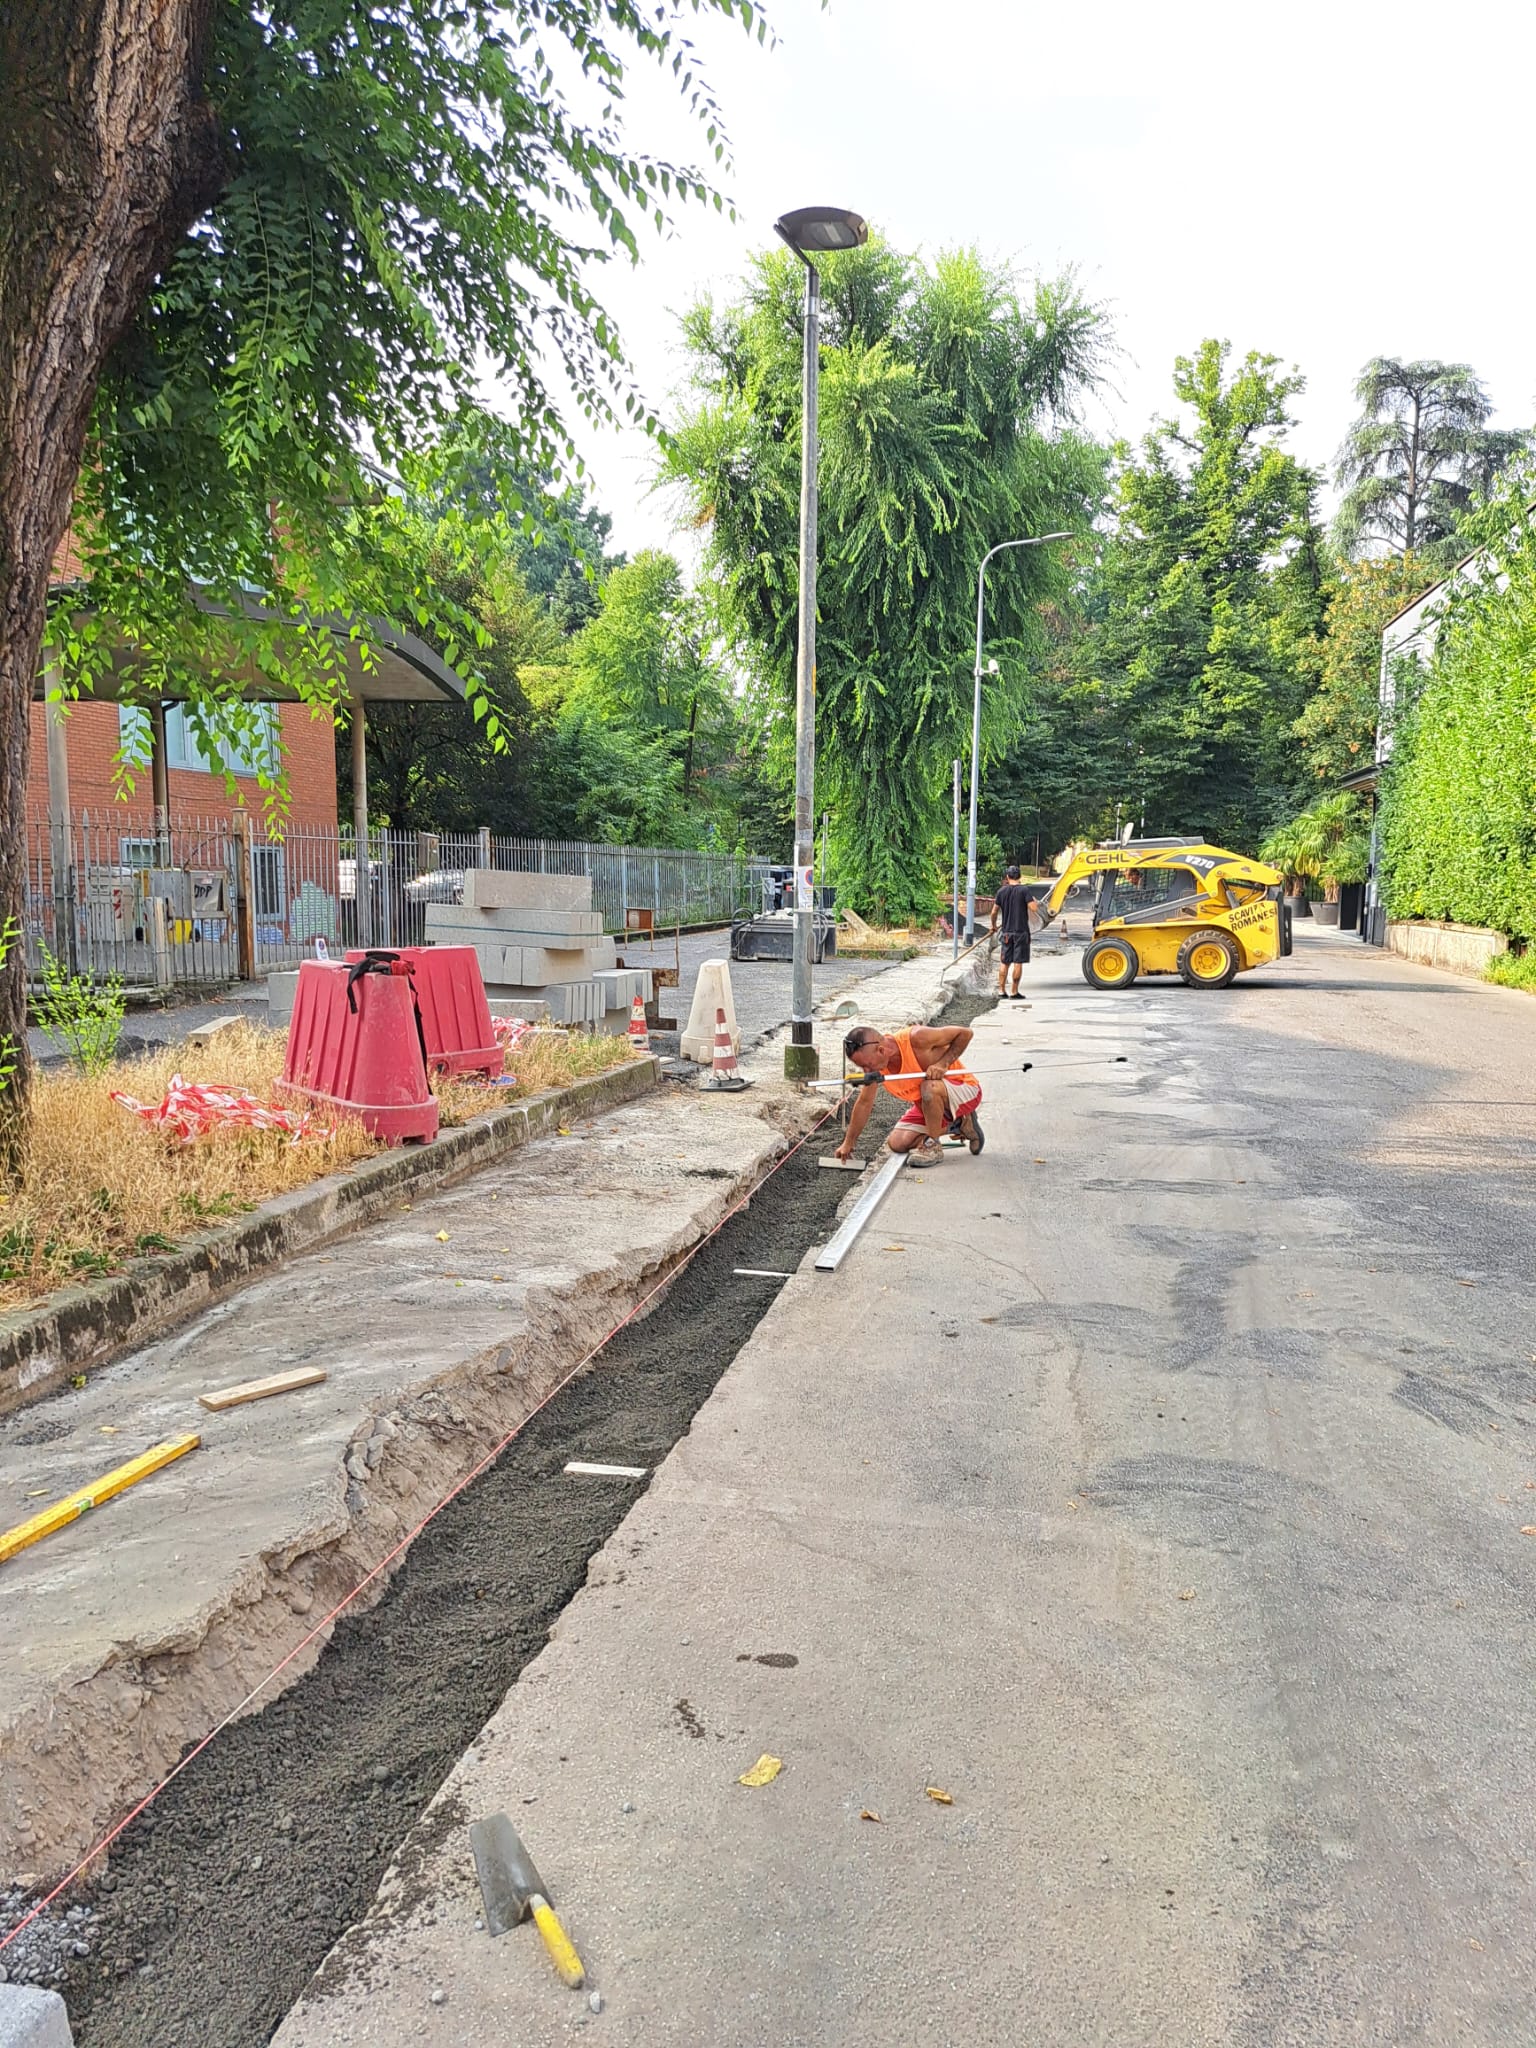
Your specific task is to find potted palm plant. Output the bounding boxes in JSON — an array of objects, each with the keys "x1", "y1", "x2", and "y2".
[
  {"x1": 1262, "y1": 795, "x2": 1369, "y2": 928},
  {"x1": 1258, "y1": 814, "x2": 1316, "y2": 919}
]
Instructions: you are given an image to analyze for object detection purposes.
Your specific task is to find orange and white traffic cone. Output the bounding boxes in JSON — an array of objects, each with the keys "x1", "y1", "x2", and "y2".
[
  {"x1": 699, "y1": 1004, "x2": 751, "y2": 1091},
  {"x1": 627, "y1": 993, "x2": 650, "y2": 1052}
]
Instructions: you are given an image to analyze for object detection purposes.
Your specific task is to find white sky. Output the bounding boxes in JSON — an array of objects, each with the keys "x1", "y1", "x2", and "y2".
[{"x1": 555, "y1": 0, "x2": 1536, "y2": 558}]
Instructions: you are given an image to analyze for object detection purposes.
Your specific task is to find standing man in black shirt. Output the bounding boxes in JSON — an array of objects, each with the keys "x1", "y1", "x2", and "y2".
[{"x1": 990, "y1": 863, "x2": 1037, "y2": 1000}]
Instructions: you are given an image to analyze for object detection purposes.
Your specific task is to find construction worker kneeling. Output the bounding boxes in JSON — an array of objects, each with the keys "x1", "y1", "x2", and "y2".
[{"x1": 834, "y1": 1023, "x2": 983, "y2": 1169}]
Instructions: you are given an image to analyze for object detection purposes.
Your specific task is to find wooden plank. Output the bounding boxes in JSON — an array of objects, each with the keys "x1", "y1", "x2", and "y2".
[
  {"x1": 198, "y1": 1367, "x2": 328, "y2": 1412},
  {"x1": 0, "y1": 1434, "x2": 201, "y2": 1565}
]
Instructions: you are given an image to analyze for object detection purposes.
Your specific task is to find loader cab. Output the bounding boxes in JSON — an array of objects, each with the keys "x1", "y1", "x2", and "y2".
[{"x1": 1094, "y1": 860, "x2": 1206, "y2": 928}]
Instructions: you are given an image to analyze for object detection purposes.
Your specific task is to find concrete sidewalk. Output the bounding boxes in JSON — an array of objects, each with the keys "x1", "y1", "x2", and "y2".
[
  {"x1": 275, "y1": 968, "x2": 1172, "y2": 2047},
  {"x1": 275, "y1": 939, "x2": 1536, "y2": 2046}
]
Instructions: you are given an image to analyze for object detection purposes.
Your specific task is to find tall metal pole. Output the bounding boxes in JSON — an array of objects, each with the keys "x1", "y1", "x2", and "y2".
[
  {"x1": 964, "y1": 532, "x2": 1072, "y2": 943},
  {"x1": 786, "y1": 256, "x2": 821, "y2": 1080},
  {"x1": 951, "y1": 757, "x2": 961, "y2": 961},
  {"x1": 351, "y1": 703, "x2": 373, "y2": 948},
  {"x1": 964, "y1": 567, "x2": 987, "y2": 945}
]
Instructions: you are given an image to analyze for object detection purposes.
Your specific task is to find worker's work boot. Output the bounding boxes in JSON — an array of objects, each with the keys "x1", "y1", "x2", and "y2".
[
  {"x1": 906, "y1": 1137, "x2": 944, "y2": 1169},
  {"x1": 957, "y1": 1109, "x2": 985, "y2": 1156}
]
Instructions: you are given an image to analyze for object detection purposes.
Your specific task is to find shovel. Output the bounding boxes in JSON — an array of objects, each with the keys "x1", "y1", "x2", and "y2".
[{"x1": 469, "y1": 1813, "x2": 586, "y2": 1989}]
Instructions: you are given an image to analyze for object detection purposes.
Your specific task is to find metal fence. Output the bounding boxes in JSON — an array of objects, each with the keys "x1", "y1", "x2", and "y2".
[{"x1": 22, "y1": 813, "x2": 771, "y2": 992}]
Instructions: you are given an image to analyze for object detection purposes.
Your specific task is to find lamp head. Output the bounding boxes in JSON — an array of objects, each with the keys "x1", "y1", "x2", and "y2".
[{"x1": 773, "y1": 206, "x2": 869, "y2": 255}]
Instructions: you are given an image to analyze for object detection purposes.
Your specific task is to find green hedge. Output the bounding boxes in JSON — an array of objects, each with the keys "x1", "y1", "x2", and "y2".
[{"x1": 1380, "y1": 515, "x2": 1536, "y2": 941}]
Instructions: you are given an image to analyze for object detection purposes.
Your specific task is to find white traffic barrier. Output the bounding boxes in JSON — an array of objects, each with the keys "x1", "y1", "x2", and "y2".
[{"x1": 680, "y1": 958, "x2": 740, "y2": 1063}]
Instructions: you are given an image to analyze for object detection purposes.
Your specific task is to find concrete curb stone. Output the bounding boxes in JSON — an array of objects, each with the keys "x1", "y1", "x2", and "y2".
[{"x1": 0, "y1": 1986, "x2": 73, "y2": 2047}]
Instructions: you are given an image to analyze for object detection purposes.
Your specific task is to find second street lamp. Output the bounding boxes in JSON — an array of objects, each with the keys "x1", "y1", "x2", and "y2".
[
  {"x1": 773, "y1": 204, "x2": 868, "y2": 1080},
  {"x1": 964, "y1": 532, "x2": 1072, "y2": 944}
]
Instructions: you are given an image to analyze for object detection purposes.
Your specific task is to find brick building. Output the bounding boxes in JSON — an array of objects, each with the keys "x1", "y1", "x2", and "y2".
[
  {"x1": 34, "y1": 531, "x2": 338, "y2": 834},
  {"x1": 29, "y1": 532, "x2": 467, "y2": 984},
  {"x1": 25, "y1": 697, "x2": 339, "y2": 833}
]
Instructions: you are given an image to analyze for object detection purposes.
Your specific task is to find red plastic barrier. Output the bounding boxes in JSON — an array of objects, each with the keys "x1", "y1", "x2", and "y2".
[
  {"x1": 344, "y1": 944, "x2": 499, "y2": 1078},
  {"x1": 278, "y1": 959, "x2": 438, "y2": 1144}
]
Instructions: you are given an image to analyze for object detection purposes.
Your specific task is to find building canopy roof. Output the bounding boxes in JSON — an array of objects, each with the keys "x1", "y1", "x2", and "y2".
[{"x1": 36, "y1": 586, "x2": 467, "y2": 706}]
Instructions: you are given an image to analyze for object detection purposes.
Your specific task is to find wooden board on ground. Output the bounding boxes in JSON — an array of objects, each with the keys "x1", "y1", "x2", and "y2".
[
  {"x1": 198, "y1": 1367, "x2": 328, "y2": 1412},
  {"x1": 187, "y1": 1015, "x2": 246, "y2": 1047},
  {"x1": 0, "y1": 1435, "x2": 201, "y2": 1565},
  {"x1": 840, "y1": 906, "x2": 873, "y2": 937}
]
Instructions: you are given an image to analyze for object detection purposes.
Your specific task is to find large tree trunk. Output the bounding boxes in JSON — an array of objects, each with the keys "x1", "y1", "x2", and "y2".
[{"x1": 0, "y1": 0, "x2": 221, "y2": 1167}]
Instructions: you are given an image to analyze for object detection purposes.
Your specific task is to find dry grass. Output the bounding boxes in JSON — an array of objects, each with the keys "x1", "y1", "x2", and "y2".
[
  {"x1": 0, "y1": 1021, "x2": 641, "y2": 1311},
  {"x1": 834, "y1": 927, "x2": 925, "y2": 960},
  {"x1": 433, "y1": 1025, "x2": 642, "y2": 1122}
]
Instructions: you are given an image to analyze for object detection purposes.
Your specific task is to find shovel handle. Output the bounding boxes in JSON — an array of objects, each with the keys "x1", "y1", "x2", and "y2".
[{"x1": 531, "y1": 1894, "x2": 586, "y2": 1988}]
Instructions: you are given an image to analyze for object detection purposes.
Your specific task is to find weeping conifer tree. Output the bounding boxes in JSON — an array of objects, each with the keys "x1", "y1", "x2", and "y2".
[{"x1": 666, "y1": 242, "x2": 1109, "y2": 921}]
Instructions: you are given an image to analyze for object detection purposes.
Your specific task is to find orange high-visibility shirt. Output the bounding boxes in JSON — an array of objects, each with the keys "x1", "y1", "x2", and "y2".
[{"x1": 881, "y1": 1026, "x2": 976, "y2": 1104}]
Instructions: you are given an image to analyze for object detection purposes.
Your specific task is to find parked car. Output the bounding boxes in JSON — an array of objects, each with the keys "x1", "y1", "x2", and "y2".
[{"x1": 402, "y1": 868, "x2": 465, "y2": 904}]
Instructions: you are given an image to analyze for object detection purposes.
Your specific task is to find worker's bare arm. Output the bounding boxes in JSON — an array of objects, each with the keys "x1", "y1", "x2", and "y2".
[
  {"x1": 834, "y1": 1084, "x2": 875, "y2": 1161},
  {"x1": 911, "y1": 1024, "x2": 973, "y2": 1073}
]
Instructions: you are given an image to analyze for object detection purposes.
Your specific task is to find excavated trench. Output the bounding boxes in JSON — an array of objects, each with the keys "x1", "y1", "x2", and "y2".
[{"x1": 13, "y1": 990, "x2": 992, "y2": 2048}]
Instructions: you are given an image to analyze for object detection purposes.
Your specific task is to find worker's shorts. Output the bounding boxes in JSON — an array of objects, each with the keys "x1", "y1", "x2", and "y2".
[
  {"x1": 999, "y1": 933, "x2": 1031, "y2": 966},
  {"x1": 897, "y1": 1080, "x2": 983, "y2": 1131}
]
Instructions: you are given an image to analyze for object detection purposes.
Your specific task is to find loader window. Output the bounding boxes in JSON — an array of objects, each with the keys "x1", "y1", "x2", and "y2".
[
  {"x1": 1101, "y1": 865, "x2": 1204, "y2": 922},
  {"x1": 1223, "y1": 879, "x2": 1267, "y2": 908}
]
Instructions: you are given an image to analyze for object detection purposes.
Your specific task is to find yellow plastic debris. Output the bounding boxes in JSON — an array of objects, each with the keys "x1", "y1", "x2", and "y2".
[
  {"x1": 435, "y1": 1230, "x2": 450, "y2": 1242},
  {"x1": 738, "y1": 1754, "x2": 783, "y2": 1788},
  {"x1": 925, "y1": 1786, "x2": 954, "y2": 1805}
]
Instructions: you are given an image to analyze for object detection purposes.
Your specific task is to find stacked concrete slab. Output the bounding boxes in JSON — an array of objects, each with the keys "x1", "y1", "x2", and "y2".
[{"x1": 425, "y1": 871, "x2": 649, "y2": 1029}]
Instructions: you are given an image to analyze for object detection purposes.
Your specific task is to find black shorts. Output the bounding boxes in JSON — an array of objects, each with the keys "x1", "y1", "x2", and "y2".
[{"x1": 1000, "y1": 933, "x2": 1031, "y2": 966}]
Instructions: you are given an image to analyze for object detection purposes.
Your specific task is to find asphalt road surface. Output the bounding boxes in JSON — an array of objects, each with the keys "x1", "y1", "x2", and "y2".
[{"x1": 277, "y1": 928, "x2": 1536, "y2": 2047}]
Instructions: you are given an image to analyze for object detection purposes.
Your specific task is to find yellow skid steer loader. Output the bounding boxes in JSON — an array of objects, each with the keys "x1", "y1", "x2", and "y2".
[{"x1": 1038, "y1": 838, "x2": 1291, "y2": 991}]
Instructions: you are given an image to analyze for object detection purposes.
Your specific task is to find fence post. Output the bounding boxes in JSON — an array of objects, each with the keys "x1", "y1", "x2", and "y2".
[
  {"x1": 417, "y1": 830, "x2": 439, "y2": 878},
  {"x1": 229, "y1": 812, "x2": 257, "y2": 981},
  {"x1": 148, "y1": 893, "x2": 173, "y2": 991},
  {"x1": 477, "y1": 825, "x2": 491, "y2": 870}
]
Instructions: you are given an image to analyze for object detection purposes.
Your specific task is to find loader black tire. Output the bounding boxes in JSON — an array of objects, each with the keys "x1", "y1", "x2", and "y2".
[
  {"x1": 1177, "y1": 929, "x2": 1241, "y2": 989},
  {"x1": 1082, "y1": 937, "x2": 1139, "y2": 990}
]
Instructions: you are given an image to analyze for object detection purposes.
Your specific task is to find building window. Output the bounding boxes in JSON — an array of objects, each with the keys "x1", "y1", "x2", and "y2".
[
  {"x1": 251, "y1": 844, "x2": 286, "y2": 918},
  {"x1": 117, "y1": 702, "x2": 280, "y2": 778}
]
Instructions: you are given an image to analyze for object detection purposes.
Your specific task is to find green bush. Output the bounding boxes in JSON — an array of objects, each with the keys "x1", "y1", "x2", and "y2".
[
  {"x1": 32, "y1": 950, "x2": 125, "y2": 1073},
  {"x1": 1486, "y1": 951, "x2": 1536, "y2": 993},
  {"x1": 1380, "y1": 505, "x2": 1536, "y2": 940}
]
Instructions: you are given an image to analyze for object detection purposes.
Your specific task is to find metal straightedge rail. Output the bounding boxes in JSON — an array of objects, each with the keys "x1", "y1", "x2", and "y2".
[{"x1": 813, "y1": 1150, "x2": 908, "y2": 1274}]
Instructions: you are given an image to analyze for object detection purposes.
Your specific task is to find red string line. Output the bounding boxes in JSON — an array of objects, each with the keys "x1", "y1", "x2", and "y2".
[{"x1": 0, "y1": 1104, "x2": 837, "y2": 1956}]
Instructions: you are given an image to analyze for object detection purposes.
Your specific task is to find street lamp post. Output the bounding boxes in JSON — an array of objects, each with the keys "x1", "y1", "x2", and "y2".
[
  {"x1": 964, "y1": 533, "x2": 1072, "y2": 944},
  {"x1": 774, "y1": 205, "x2": 869, "y2": 1080}
]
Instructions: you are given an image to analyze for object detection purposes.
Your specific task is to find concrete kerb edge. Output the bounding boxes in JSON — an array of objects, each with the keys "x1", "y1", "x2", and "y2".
[
  {"x1": 0, "y1": 1057, "x2": 661, "y2": 1422},
  {"x1": 0, "y1": 1985, "x2": 73, "y2": 2046}
]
